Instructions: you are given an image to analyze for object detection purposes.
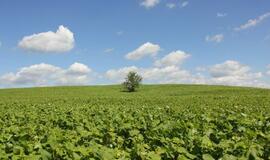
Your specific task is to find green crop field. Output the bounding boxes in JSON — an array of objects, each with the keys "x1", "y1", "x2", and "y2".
[{"x1": 0, "y1": 85, "x2": 270, "y2": 159}]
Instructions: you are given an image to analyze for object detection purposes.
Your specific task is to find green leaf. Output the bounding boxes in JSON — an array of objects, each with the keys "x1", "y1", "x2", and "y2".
[
  {"x1": 202, "y1": 154, "x2": 215, "y2": 160},
  {"x1": 147, "y1": 151, "x2": 161, "y2": 160},
  {"x1": 40, "y1": 149, "x2": 52, "y2": 160},
  {"x1": 222, "y1": 154, "x2": 237, "y2": 160}
]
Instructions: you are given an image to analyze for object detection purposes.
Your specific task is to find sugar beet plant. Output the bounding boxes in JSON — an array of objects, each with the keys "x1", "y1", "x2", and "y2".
[{"x1": 0, "y1": 85, "x2": 269, "y2": 159}]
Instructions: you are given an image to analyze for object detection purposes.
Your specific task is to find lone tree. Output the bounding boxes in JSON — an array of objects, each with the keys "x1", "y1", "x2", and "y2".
[{"x1": 122, "y1": 71, "x2": 142, "y2": 92}]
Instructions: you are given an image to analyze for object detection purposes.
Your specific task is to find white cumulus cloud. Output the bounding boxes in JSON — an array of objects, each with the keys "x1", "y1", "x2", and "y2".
[
  {"x1": 154, "y1": 50, "x2": 191, "y2": 67},
  {"x1": 107, "y1": 50, "x2": 192, "y2": 84},
  {"x1": 141, "y1": 0, "x2": 160, "y2": 8},
  {"x1": 18, "y1": 25, "x2": 74, "y2": 53},
  {"x1": 209, "y1": 60, "x2": 249, "y2": 78},
  {"x1": 0, "y1": 62, "x2": 92, "y2": 88},
  {"x1": 105, "y1": 65, "x2": 192, "y2": 84},
  {"x1": 234, "y1": 12, "x2": 270, "y2": 31},
  {"x1": 208, "y1": 60, "x2": 263, "y2": 87},
  {"x1": 206, "y1": 34, "x2": 224, "y2": 43},
  {"x1": 125, "y1": 42, "x2": 161, "y2": 60},
  {"x1": 105, "y1": 58, "x2": 269, "y2": 88},
  {"x1": 66, "y1": 62, "x2": 91, "y2": 75},
  {"x1": 142, "y1": 66, "x2": 192, "y2": 83},
  {"x1": 105, "y1": 66, "x2": 139, "y2": 82}
]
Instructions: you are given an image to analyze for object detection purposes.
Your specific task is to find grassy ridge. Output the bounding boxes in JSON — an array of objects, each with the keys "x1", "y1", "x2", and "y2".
[{"x1": 0, "y1": 85, "x2": 270, "y2": 159}]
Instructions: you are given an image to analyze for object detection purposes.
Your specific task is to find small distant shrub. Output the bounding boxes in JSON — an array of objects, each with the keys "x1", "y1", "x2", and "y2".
[{"x1": 122, "y1": 71, "x2": 142, "y2": 92}]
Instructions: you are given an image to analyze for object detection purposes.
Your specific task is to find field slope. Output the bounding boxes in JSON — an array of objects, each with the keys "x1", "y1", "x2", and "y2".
[{"x1": 0, "y1": 85, "x2": 270, "y2": 159}]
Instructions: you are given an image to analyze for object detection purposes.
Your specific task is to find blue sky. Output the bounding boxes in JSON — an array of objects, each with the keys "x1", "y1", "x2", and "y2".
[{"x1": 0, "y1": 0, "x2": 270, "y2": 88}]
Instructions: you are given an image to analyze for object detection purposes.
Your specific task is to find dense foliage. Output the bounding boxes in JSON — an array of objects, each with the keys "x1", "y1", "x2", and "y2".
[
  {"x1": 0, "y1": 85, "x2": 270, "y2": 159},
  {"x1": 122, "y1": 71, "x2": 142, "y2": 92}
]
